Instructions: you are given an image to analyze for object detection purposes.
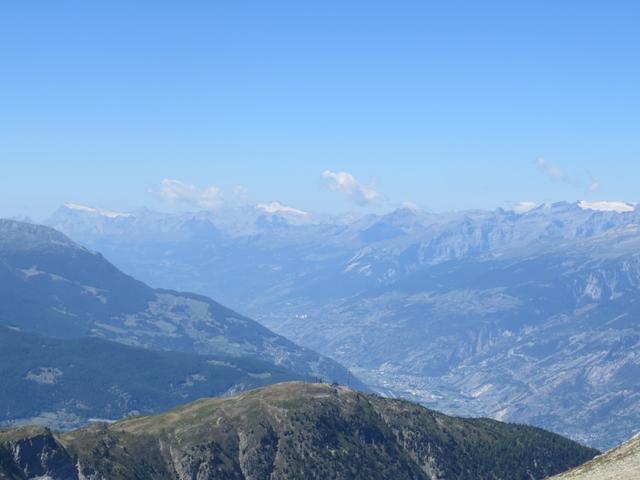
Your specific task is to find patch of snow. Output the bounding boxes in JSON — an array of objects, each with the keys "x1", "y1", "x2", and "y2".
[
  {"x1": 256, "y1": 201, "x2": 309, "y2": 216},
  {"x1": 514, "y1": 201, "x2": 539, "y2": 213},
  {"x1": 64, "y1": 202, "x2": 131, "y2": 218},
  {"x1": 578, "y1": 200, "x2": 635, "y2": 213}
]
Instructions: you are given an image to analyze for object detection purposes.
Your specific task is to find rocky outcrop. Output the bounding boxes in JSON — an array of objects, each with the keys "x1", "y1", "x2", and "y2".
[{"x1": 0, "y1": 427, "x2": 78, "y2": 479}]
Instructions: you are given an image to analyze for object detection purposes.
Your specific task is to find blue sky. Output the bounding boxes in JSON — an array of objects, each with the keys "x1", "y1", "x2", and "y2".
[{"x1": 1, "y1": 1, "x2": 639, "y2": 219}]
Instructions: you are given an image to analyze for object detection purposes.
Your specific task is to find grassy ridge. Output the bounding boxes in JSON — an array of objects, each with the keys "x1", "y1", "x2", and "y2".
[{"x1": 1, "y1": 382, "x2": 598, "y2": 480}]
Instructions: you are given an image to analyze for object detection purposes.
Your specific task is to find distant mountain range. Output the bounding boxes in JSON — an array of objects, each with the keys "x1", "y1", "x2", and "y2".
[
  {"x1": 0, "y1": 382, "x2": 597, "y2": 480},
  {"x1": 45, "y1": 201, "x2": 640, "y2": 449},
  {"x1": 0, "y1": 219, "x2": 363, "y2": 428}
]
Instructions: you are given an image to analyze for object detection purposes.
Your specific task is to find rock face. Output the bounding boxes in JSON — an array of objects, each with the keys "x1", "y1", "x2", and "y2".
[
  {"x1": 550, "y1": 433, "x2": 640, "y2": 480},
  {"x1": 0, "y1": 383, "x2": 598, "y2": 480},
  {"x1": 0, "y1": 427, "x2": 78, "y2": 480},
  {"x1": 45, "y1": 202, "x2": 640, "y2": 449}
]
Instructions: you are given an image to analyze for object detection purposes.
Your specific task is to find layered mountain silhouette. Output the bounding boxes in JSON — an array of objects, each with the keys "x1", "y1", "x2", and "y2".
[
  {"x1": 46, "y1": 201, "x2": 640, "y2": 449},
  {"x1": 0, "y1": 219, "x2": 363, "y2": 428}
]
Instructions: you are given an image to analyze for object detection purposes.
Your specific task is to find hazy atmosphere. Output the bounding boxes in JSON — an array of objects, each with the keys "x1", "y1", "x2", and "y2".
[{"x1": 1, "y1": 2, "x2": 639, "y2": 479}]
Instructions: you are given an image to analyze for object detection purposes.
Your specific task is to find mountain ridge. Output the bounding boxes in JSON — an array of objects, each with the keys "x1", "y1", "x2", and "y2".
[
  {"x1": 0, "y1": 382, "x2": 598, "y2": 480},
  {"x1": 0, "y1": 219, "x2": 366, "y2": 431}
]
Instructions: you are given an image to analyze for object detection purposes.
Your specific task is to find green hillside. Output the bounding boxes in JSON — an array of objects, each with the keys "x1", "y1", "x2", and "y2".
[{"x1": 0, "y1": 382, "x2": 598, "y2": 480}]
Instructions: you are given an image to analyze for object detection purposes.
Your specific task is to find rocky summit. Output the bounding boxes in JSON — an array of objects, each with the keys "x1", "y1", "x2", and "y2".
[{"x1": 0, "y1": 382, "x2": 597, "y2": 480}]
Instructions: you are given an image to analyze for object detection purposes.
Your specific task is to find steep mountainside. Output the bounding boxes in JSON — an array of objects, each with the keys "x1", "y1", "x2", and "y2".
[
  {"x1": 282, "y1": 245, "x2": 640, "y2": 449},
  {"x1": 0, "y1": 383, "x2": 598, "y2": 480},
  {"x1": 45, "y1": 202, "x2": 640, "y2": 449},
  {"x1": 0, "y1": 326, "x2": 304, "y2": 430},
  {"x1": 0, "y1": 219, "x2": 363, "y2": 392},
  {"x1": 550, "y1": 433, "x2": 640, "y2": 480}
]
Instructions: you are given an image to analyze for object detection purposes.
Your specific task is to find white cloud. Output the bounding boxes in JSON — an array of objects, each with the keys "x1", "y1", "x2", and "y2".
[
  {"x1": 513, "y1": 201, "x2": 539, "y2": 213},
  {"x1": 322, "y1": 170, "x2": 378, "y2": 206},
  {"x1": 534, "y1": 158, "x2": 567, "y2": 181},
  {"x1": 158, "y1": 179, "x2": 223, "y2": 209}
]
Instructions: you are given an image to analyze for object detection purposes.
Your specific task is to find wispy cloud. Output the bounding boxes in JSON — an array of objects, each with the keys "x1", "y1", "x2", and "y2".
[
  {"x1": 533, "y1": 158, "x2": 601, "y2": 193},
  {"x1": 158, "y1": 179, "x2": 223, "y2": 209},
  {"x1": 322, "y1": 170, "x2": 378, "y2": 206},
  {"x1": 534, "y1": 158, "x2": 567, "y2": 182},
  {"x1": 588, "y1": 178, "x2": 602, "y2": 192}
]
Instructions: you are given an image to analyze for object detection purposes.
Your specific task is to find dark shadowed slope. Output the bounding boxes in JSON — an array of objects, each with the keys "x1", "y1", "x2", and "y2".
[
  {"x1": 0, "y1": 219, "x2": 363, "y2": 392},
  {"x1": 0, "y1": 326, "x2": 305, "y2": 430}
]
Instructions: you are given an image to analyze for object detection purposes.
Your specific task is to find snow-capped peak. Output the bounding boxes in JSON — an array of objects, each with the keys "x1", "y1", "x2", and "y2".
[
  {"x1": 63, "y1": 203, "x2": 132, "y2": 218},
  {"x1": 578, "y1": 200, "x2": 636, "y2": 213},
  {"x1": 256, "y1": 202, "x2": 308, "y2": 216},
  {"x1": 513, "y1": 201, "x2": 539, "y2": 214}
]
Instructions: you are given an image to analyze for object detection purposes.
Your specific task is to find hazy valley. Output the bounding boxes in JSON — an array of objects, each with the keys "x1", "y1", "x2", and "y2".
[{"x1": 46, "y1": 201, "x2": 640, "y2": 449}]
